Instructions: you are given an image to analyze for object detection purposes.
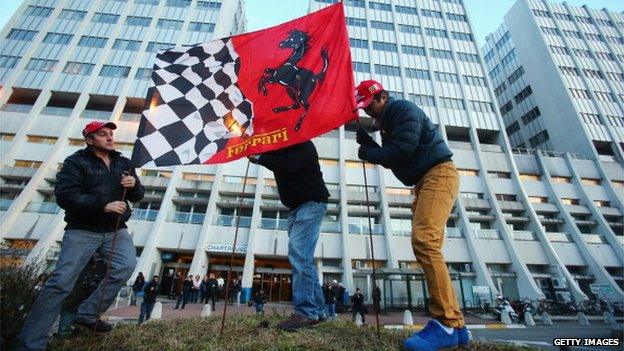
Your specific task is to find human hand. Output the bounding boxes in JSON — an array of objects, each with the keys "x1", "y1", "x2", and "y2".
[
  {"x1": 121, "y1": 173, "x2": 136, "y2": 188},
  {"x1": 104, "y1": 201, "x2": 127, "y2": 214}
]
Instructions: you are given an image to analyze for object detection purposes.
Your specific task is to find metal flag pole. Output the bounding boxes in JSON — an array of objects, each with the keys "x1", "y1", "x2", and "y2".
[
  {"x1": 220, "y1": 160, "x2": 252, "y2": 336},
  {"x1": 361, "y1": 159, "x2": 381, "y2": 339}
]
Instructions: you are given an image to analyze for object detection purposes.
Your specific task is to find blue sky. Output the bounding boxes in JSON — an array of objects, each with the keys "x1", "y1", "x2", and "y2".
[{"x1": 1, "y1": 0, "x2": 623, "y2": 47}]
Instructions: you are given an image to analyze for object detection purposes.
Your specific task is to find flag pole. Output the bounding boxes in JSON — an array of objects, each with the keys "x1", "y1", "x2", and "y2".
[
  {"x1": 361, "y1": 159, "x2": 381, "y2": 339},
  {"x1": 220, "y1": 160, "x2": 252, "y2": 336}
]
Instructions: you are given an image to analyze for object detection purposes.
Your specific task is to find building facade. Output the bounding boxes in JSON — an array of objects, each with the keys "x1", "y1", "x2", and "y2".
[
  {"x1": 482, "y1": 0, "x2": 624, "y2": 161},
  {"x1": 0, "y1": 0, "x2": 622, "y2": 307}
]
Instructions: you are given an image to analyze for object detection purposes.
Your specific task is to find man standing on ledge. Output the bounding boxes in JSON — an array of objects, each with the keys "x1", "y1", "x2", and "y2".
[
  {"x1": 353, "y1": 80, "x2": 470, "y2": 351},
  {"x1": 19, "y1": 120, "x2": 144, "y2": 350},
  {"x1": 249, "y1": 141, "x2": 329, "y2": 331}
]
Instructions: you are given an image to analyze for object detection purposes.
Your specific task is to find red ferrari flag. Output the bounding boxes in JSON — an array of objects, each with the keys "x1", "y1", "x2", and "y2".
[{"x1": 131, "y1": 2, "x2": 355, "y2": 167}]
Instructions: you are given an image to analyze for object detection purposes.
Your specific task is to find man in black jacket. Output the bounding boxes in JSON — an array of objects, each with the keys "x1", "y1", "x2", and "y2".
[
  {"x1": 249, "y1": 141, "x2": 329, "y2": 331},
  {"x1": 354, "y1": 80, "x2": 468, "y2": 351},
  {"x1": 138, "y1": 275, "x2": 159, "y2": 324},
  {"x1": 19, "y1": 120, "x2": 144, "y2": 350}
]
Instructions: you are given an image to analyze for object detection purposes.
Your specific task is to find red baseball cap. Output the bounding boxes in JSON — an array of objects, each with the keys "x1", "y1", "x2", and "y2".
[
  {"x1": 82, "y1": 120, "x2": 117, "y2": 137},
  {"x1": 354, "y1": 80, "x2": 384, "y2": 110}
]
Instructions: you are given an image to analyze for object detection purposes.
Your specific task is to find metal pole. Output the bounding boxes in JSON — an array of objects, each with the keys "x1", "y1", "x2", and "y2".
[
  {"x1": 361, "y1": 160, "x2": 381, "y2": 339},
  {"x1": 220, "y1": 160, "x2": 252, "y2": 336}
]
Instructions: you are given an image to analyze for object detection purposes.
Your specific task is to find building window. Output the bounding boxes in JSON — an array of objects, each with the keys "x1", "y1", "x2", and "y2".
[
  {"x1": 425, "y1": 27, "x2": 448, "y2": 38},
  {"x1": 434, "y1": 71, "x2": 460, "y2": 84},
  {"x1": 528, "y1": 196, "x2": 548, "y2": 203},
  {"x1": 189, "y1": 22, "x2": 215, "y2": 32},
  {"x1": 370, "y1": 21, "x2": 394, "y2": 31},
  {"x1": 458, "y1": 52, "x2": 480, "y2": 63},
  {"x1": 0, "y1": 133, "x2": 16, "y2": 141},
  {"x1": 25, "y1": 58, "x2": 58, "y2": 72},
  {"x1": 501, "y1": 49, "x2": 516, "y2": 67},
  {"x1": 92, "y1": 13, "x2": 120, "y2": 24},
  {"x1": 135, "y1": 68, "x2": 152, "y2": 80},
  {"x1": 458, "y1": 169, "x2": 478, "y2": 176},
  {"x1": 112, "y1": 39, "x2": 141, "y2": 51},
  {"x1": 58, "y1": 9, "x2": 86, "y2": 20},
  {"x1": 499, "y1": 101, "x2": 513, "y2": 116},
  {"x1": 62, "y1": 62, "x2": 95, "y2": 75},
  {"x1": 507, "y1": 66, "x2": 525, "y2": 85},
  {"x1": 99, "y1": 65, "x2": 131, "y2": 78},
  {"x1": 142, "y1": 169, "x2": 172, "y2": 178},
  {"x1": 14, "y1": 159, "x2": 42, "y2": 168},
  {"x1": 157, "y1": 19, "x2": 183, "y2": 30},
  {"x1": 593, "y1": 200, "x2": 610, "y2": 208},
  {"x1": 551, "y1": 176, "x2": 572, "y2": 183},
  {"x1": 395, "y1": 5, "x2": 417, "y2": 15},
  {"x1": 125, "y1": 16, "x2": 151, "y2": 27},
  {"x1": 529, "y1": 130, "x2": 549, "y2": 147},
  {"x1": 506, "y1": 121, "x2": 520, "y2": 135},
  {"x1": 496, "y1": 194, "x2": 516, "y2": 201},
  {"x1": 561, "y1": 198, "x2": 579, "y2": 205},
  {"x1": 402, "y1": 45, "x2": 425, "y2": 56},
  {"x1": 612, "y1": 180, "x2": 624, "y2": 187},
  {"x1": 368, "y1": 1, "x2": 391, "y2": 11},
  {"x1": 495, "y1": 32, "x2": 511, "y2": 49},
  {"x1": 514, "y1": 85, "x2": 532, "y2": 104},
  {"x1": 319, "y1": 158, "x2": 338, "y2": 166},
  {"x1": 521, "y1": 107, "x2": 541, "y2": 125},
  {"x1": 26, "y1": 135, "x2": 57, "y2": 144},
  {"x1": 182, "y1": 172, "x2": 215, "y2": 181},
  {"x1": 461, "y1": 192, "x2": 483, "y2": 199},
  {"x1": 196, "y1": 1, "x2": 221, "y2": 9},
  {"x1": 372, "y1": 41, "x2": 397, "y2": 52},
  {"x1": 410, "y1": 93, "x2": 435, "y2": 107},
  {"x1": 569, "y1": 88, "x2": 590, "y2": 99},
  {"x1": 78, "y1": 36, "x2": 107, "y2": 48},
  {"x1": 147, "y1": 42, "x2": 174, "y2": 53},
  {"x1": 489, "y1": 65, "x2": 501, "y2": 78},
  {"x1": 166, "y1": 0, "x2": 191, "y2": 7},
  {"x1": 43, "y1": 32, "x2": 73, "y2": 45},
  {"x1": 346, "y1": 17, "x2": 366, "y2": 27},
  {"x1": 385, "y1": 187, "x2": 411, "y2": 195},
  {"x1": 406, "y1": 68, "x2": 430, "y2": 80},
  {"x1": 494, "y1": 82, "x2": 507, "y2": 97},
  {"x1": 430, "y1": 48, "x2": 453, "y2": 60},
  {"x1": 469, "y1": 100, "x2": 494, "y2": 113},
  {"x1": 446, "y1": 12, "x2": 467, "y2": 22},
  {"x1": 421, "y1": 9, "x2": 443, "y2": 19},
  {"x1": 352, "y1": 61, "x2": 370, "y2": 73},
  {"x1": 24, "y1": 5, "x2": 53, "y2": 17},
  {"x1": 0, "y1": 55, "x2": 20, "y2": 68},
  {"x1": 464, "y1": 75, "x2": 487, "y2": 87},
  {"x1": 520, "y1": 173, "x2": 541, "y2": 181},
  {"x1": 398, "y1": 24, "x2": 420, "y2": 34},
  {"x1": 451, "y1": 31, "x2": 472, "y2": 42},
  {"x1": 439, "y1": 97, "x2": 465, "y2": 110},
  {"x1": 6, "y1": 29, "x2": 37, "y2": 41},
  {"x1": 581, "y1": 178, "x2": 601, "y2": 185},
  {"x1": 488, "y1": 171, "x2": 511, "y2": 179},
  {"x1": 374, "y1": 64, "x2": 400, "y2": 77}
]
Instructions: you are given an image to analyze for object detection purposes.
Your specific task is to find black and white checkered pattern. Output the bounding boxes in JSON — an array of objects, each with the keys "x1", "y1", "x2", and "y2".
[{"x1": 132, "y1": 39, "x2": 254, "y2": 167}]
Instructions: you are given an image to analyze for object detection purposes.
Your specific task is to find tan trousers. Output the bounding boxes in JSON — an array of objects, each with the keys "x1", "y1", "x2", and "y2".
[{"x1": 412, "y1": 161, "x2": 464, "y2": 328}]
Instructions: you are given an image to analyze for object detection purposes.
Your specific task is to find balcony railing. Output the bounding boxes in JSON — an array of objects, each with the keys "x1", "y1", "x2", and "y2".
[
  {"x1": 513, "y1": 230, "x2": 536, "y2": 241},
  {"x1": 130, "y1": 209, "x2": 158, "y2": 221},
  {"x1": 473, "y1": 229, "x2": 500, "y2": 239},
  {"x1": 41, "y1": 106, "x2": 73, "y2": 117},
  {"x1": 24, "y1": 202, "x2": 60, "y2": 214},
  {"x1": 321, "y1": 221, "x2": 341, "y2": 233},
  {"x1": 166, "y1": 211, "x2": 205, "y2": 224},
  {"x1": 1, "y1": 103, "x2": 32, "y2": 113},
  {"x1": 445, "y1": 227, "x2": 462, "y2": 238},
  {"x1": 0, "y1": 199, "x2": 13, "y2": 211},
  {"x1": 81, "y1": 109, "x2": 112, "y2": 119},
  {"x1": 260, "y1": 218, "x2": 289, "y2": 231},
  {"x1": 583, "y1": 234, "x2": 605, "y2": 244},
  {"x1": 213, "y1": 215, "x2": 252, "y2": 228}
]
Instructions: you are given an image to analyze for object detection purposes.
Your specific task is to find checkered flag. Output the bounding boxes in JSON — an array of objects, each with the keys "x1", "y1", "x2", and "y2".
[{"x1": 131, "y1": 39, "x2": 254, "y2": 168}]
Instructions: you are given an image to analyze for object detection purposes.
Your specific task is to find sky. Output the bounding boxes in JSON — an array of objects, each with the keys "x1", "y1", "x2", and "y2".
[{"x1": 0, "y1": 0, "x2": 623, "y2": 48}]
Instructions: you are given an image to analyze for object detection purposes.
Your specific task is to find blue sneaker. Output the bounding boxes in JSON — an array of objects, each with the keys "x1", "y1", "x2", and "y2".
[
  {"x1": 456, "y1": 326, "x2": 471, "y2": 347},
  {"x1": 404, "y1": 320, "x2": 459, "y2": 351}
]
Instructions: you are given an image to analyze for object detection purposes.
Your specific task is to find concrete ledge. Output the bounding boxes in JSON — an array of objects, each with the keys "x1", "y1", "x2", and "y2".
[{"x1": 385, "y1": 324, "x2": 526, "y2": 330}]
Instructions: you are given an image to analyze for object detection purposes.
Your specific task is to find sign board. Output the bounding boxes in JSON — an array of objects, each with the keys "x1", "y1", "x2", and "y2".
[
  {"x1": 472, "y1": 285, "x2": 491, "y2": 295},
  {"x1": 161, "y1": 252, "x2": 174, "y2": 261},
  {"x1": 206, "y1": 243, "x2": 247, "y2": 253}
]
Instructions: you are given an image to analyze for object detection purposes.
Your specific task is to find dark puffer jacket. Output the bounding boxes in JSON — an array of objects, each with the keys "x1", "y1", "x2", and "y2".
[
  {"x1": 362, "y1": 98, "x2": 453, "y2": 186},
  {"x1": 55, "y1": 146, "x2": 145, "y2": 233}
]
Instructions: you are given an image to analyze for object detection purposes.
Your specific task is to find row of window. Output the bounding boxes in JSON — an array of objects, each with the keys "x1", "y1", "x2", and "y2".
[
  {"x1": 569, "y1": 88, "x2": 618, "y2": 102},
  {"x1": 558, "y1": 65, "x2": 623, "y2": 83},
  {"x1": 540, "y1": 26, "x2": 624, "y2": 45},
  {"x1": 532, "y1": 9, "x2": 616, "y2": 28},
  {"x1": 521, "y1": 106, "x2": 541, "y2": 125},
  {"x1": 514, "y1": 85, "x2": 532, "y2": 104},
  {"x1": 322, "y1": 0, "x2": 466, "y2": 22},
  {"x1": 529, "y1": 130, "x2": 549, "y2": 148}
]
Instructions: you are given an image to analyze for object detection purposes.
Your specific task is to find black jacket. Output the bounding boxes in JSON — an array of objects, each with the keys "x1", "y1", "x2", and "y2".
[
  {"x1": 206, "y1": 279, "x2": 218, "y2": 296},
  {"x1": 55, "y1": 146, "x2": 144, "y2": 232},
  {"x1": 255, "y1": 141, "x2": 329, "y2": 209},
  {"x1": 351, "y1": 292, "x2": 365, "y2": 307},
  {"x1": 181, "y1": 279, "x2": 193, "y2": 293},
  {"x1": 362, "y1": 98, "x2": 453, "y2": 186},
  {"x1": 143, "y1": 281, "x2": 160, "y2": 303},
  {"x1": 254, "y1": 292, "x2": 267, "y2": 304}
]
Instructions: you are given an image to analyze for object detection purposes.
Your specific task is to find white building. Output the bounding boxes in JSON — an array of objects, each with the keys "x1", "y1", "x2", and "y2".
[
  {"x1": 482, "y1": 0, "x2": 624, "y2": 161},
  {"x1": 0, "y1": 0, "x2": 622, "y2": 307}
]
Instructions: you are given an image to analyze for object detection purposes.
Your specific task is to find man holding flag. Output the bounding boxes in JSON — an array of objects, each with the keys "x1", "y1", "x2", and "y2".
[{"x1": 354, "y1": 80, "x2": 470, "y2": 351}]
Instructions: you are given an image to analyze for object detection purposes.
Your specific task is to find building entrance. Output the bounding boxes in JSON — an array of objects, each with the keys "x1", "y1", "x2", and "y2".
[{"x1": 252, "y1": 257, "x2": 292, "y2": 302}]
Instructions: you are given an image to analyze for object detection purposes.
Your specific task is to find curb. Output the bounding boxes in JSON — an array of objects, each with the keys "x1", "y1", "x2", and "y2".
[{"x1": 385, "y1": 324, "x2": 526, "y2": 330}]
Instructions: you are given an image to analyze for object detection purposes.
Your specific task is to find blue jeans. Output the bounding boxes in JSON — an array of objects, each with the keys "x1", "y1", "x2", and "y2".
[
  {"x1": 19, "y1": 229, "x2": 136, "y2": 350},
  {"x1": 326, "y1": 303, "x2": 336, "y2": 317},
  {"x1": 139, "y1": 302, "x2": 155, "y2": 323},
  {"x1": 255, "y1": 303, "x2": 265, "y2": 314},
  {"x1": 287, "y1": 201, "x2": 327, "y2": 320}
]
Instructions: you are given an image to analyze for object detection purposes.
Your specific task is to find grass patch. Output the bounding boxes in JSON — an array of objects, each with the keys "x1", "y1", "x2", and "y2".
[{"x1": 49, "y1": 315, "x2": 536, "y2": 351}]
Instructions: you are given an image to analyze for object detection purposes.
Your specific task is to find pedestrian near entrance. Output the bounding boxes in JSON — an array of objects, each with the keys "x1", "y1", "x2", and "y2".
[
  {"x1": 351, "y1": 288, "x2": 366, "y2": 325},
  {"x1": 206, "y1": 273, "x2": 218, "y2": 311},
  {"x1": 138, "y1": 276, "x2": 159, "y2": 324},
  {"x1": 253, "y1": 290, "x2": 268, "y2": 315},
  {"x1": 191, "y1": 275, "x2": 201, "y2": 303},
  {"x1": 18, "y1": 120, "x2": 144, "y2": 350},
  {"x1": 354, "y1": 80, "x2": 469, "y2": 351},
  {"x1": 323, "y1": 283, "x2": 336, "y2": 318},
  {"x1": 169, "y1": 272, "x2": 181, "y2": 300},
  {"x1": 131, "y1": 272, "x2": 145, "y2": 306},
  {"x1": 249, "y1": 141, "x2": 330, "y2": 331},
  {"x1": 175, "y1": 275, "x2": 193, "y2": 310}
]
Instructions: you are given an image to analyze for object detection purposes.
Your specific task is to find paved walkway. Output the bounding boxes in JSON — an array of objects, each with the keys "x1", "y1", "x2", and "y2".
[{"x1": 104, "y1": 298, "x2": 491, "y2": 326}]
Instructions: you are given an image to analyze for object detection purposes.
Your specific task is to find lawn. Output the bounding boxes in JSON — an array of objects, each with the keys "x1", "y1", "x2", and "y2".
[{"x1": 48, "y1": 315, "x2": 536, "y2": 351}]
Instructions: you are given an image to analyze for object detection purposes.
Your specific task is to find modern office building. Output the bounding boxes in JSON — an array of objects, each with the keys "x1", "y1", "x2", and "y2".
[
  {"x1": 0, "y1": 0, "x2": 622, "y2": 307},
  {"x1": 482, "y1": 0, "x2": 624, "y2": 162}
]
